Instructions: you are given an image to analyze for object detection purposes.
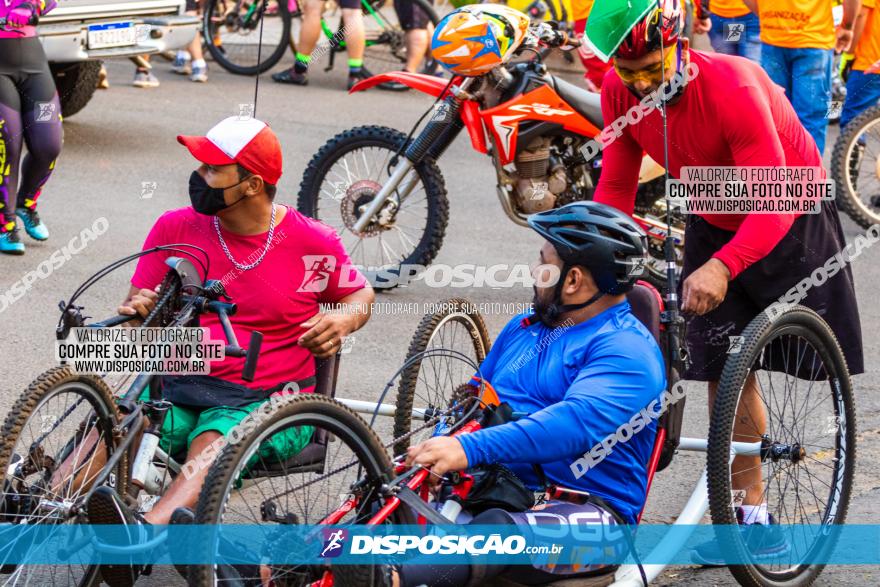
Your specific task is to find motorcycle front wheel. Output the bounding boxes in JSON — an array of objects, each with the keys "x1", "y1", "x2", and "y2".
[{"x1": 298, "y1": 125, "x2": 450, "y2": 290}]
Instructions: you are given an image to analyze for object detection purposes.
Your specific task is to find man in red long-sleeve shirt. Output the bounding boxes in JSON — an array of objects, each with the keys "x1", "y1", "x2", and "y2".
[{"x1": 587, "y1": 0, "x2": 862, "y2": 564}]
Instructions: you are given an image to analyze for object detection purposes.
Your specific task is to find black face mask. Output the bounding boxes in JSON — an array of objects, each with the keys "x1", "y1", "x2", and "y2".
[
  {"x1": 188, "y1": 170, "x2": 248, "y2": 216},
  {"x1": 529, "y1": 268, "x2": 605, "y2": 327}
]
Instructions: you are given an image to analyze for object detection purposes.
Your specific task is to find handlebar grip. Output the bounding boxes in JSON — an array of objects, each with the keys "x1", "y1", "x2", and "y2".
[
  {"x1": 241, "y1": 331, "x2": 263, "y2": 382},
  {"x1": 89, "y1": 314, "x2": 139, "y2": 328}
]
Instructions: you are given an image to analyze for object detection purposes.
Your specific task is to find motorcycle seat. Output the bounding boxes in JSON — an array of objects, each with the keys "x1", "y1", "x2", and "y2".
[{"x1": 552, "y1": 76, "x2": 604, "y2": 129}]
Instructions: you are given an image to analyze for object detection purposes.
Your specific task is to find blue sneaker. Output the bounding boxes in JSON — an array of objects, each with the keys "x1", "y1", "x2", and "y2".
[
  {"x1": 15, "y1": 208, "x2": 49, "y2": 241},
  {"x1": 0, "y1": 229, "x2": 24, "y2": 255},
  {"x1": 691, "y1": 510, "x2": 789, "y2": 566},
  {"x1": 171, "y1": 52, "x2": 191, "y2": 75}
]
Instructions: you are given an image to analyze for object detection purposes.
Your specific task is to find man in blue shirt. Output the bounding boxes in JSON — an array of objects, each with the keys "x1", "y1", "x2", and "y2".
[{"x1": 377, "y1": 202, "x2": 668, "y2": 587}]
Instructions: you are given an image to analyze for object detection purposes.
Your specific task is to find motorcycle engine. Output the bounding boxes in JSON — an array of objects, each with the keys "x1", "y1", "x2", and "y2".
[{"x1": 513, "y1": 138, "x2": 567, "y2": 213}]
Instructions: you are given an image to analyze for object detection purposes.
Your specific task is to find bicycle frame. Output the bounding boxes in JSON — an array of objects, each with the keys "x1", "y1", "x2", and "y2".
[{"x1": 331, "y1": 396, "x2": 762, "y2": 586}]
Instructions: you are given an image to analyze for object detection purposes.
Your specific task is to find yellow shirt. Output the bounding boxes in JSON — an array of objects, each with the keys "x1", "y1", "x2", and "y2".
[
  {"x1": 854, "y1": 0, "x2": 880, "y2": 70},
  {"x1": 759, "y1": 0, "x2": 836, "y2": 49},
  {"x1": 711, "y1": 0, "x2": 751, "y2": 18},
  {"x1": 572, "y1": 0, "x2": 594, "y2": 21}
]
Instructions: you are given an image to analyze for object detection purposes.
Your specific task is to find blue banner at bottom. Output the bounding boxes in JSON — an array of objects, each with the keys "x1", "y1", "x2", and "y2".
[{"x1": 0, "y1": 523, "x2": 876, "y2": 566}]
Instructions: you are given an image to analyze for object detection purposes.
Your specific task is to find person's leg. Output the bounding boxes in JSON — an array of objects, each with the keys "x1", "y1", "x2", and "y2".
[
  {"x1": 761, "y1": 43, "x2": 792, "y2": 97},
  {"x1": 789, "y1": 47, "x2": 833, "y2": 154},
  {"x1": 738, "y1": 12, "x2": 761, "y2": 64},
  {"x1": 707, "y1": 376, "x2": 767, "y2": 508},
  {"x1": 341, "y1": 4, "x2": 366, "y2": 82},
  {"x1": 707, "y1": 14, "x2": 737, "y2": 55},
  {"x1": 144, "y1": 429, "x2": 223, "y2": 524},
  {"x1": 16, "y1": 69, "x2": 63, "y2": 241},
  {"x1": 404, "y1": 29, "x2": 429, "y2": 72},
  {"x1": 0, "y1": 75, "x2": 25, "y2": 254},
  {"x1": 273, "y1": 0, "x2": 323, "y2": 84},
  {"x1": 840, "y1": 70, "x2": 880, "y2": 129}
]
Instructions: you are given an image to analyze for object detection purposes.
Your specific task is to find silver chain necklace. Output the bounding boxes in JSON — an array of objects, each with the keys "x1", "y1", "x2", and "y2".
[{"x1": 213, "y1": 204, "x2": 277, "y2": 271}]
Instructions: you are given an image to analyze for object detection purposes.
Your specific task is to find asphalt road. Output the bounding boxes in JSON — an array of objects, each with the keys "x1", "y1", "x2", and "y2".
[{"x1": 0, "y1": 54, "x2": 878, "y2": 586}]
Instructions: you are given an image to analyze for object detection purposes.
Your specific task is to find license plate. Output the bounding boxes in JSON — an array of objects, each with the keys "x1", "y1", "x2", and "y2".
[{"x1": 87, "y1": 21, "x2": 136, "y2": 50}]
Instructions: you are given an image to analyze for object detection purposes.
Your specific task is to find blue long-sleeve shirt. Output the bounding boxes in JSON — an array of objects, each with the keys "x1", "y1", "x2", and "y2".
[{"x1": 457, "y1": 300, "x2": 666, "y2": 523}]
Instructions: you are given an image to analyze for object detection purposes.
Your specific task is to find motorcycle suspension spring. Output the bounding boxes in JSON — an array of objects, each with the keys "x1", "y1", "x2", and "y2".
[
  {"x1": 405, "y1": 97, "x2": 463, "y2": 164},
  {"x1": 425, "y1": 117, "x2": 465, "y2": 161}
]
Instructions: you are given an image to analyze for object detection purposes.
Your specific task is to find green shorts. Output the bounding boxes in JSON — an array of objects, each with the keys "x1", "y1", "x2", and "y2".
[{"x1": 138, "y1": 390, "x2": 313, "y2": 467}]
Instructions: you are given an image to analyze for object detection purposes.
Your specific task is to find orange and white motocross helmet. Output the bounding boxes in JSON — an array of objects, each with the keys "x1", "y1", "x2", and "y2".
[{"x1": 431, "y1": 5, "x2": 530, "y2": 76}]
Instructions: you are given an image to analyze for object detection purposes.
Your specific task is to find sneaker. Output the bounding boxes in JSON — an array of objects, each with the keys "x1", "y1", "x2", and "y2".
[
  {"x1": 190, "y1": 64, "x2": 208, "y2": 83},
  {"x1": 347, "y1": 66, "x2": 374, "y2": 91},
  {"x1": 691, "y1": 510, "x2": 789, "y2": 566},
  {"x1": 171, "y1": 54, "x2": 192, "y2": 75},
  {"x1": 272, "y1": 68, "x2": 308, "y2": 85},
  {"x1": 15, "y1": 208, "x2": 48, "y2": 241},
  {"x1": 133, "y1": 69, "x2": 160, "y2": 88},
  {"x1": 0, "y1": 229, "x2": 24, "y2": 255},
  {"x1": 87, "y1": 486, "x2": 148, "y2": 587}
]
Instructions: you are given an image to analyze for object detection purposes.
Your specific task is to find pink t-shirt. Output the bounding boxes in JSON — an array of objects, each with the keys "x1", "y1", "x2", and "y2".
[{"x1": 132, "y1": 205, "x2": 366, "y2": 391}]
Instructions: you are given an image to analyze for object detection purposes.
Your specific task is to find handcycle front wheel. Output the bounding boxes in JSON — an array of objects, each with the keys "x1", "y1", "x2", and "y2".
[
  {"x1": 189, "y1": 394, "x2": 414, "y2": 587},
  {"x1": 0, "y1": 366, "x2": 129, "y2": 586},
  {"x1": 707, "y1": 305, "x2": 856, "y2": 587},
  {"x1": 392, "y1": 297, "x2": 491, "y2": 456}
]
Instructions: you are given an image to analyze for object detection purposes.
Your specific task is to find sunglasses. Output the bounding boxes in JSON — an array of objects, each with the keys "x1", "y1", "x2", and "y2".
[{"x1": 614, "y1": 44, "x2": 677, "y2": 85}]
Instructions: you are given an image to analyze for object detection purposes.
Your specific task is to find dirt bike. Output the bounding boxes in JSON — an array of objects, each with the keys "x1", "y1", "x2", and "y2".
[{"x1": 298, "y1": 21, "x2": 684, "y2": 291}]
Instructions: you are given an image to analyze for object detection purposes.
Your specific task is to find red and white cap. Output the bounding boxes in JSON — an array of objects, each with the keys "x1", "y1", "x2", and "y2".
[{"x1": 177, "y1": 116, "x2": 283, "y2": 185}]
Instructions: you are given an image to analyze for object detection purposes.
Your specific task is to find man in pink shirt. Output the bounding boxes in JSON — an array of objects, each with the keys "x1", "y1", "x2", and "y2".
[
  {"x1": 586, "y1": 0, "x2": 862, "y2": 564},
  {"x1": 85, "y1": 116, "x2": 374, "y2": 587}
]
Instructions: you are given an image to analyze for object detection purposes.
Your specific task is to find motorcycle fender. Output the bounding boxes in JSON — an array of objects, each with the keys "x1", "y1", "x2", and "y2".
[
  {"x1": 461, "y1": 101, "x2": 488, "y2": 154},
  {"x1": 348, "y1": 72, "x2": 452, "y2": 97}
]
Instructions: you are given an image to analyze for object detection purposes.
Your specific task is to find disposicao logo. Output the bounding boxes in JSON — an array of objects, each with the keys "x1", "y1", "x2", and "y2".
[{"x1": 319, "y1": 528, "x2": 348, "y2": 558}]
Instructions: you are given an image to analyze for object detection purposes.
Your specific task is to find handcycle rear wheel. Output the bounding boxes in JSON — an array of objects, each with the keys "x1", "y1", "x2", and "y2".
[
  {"x1": 707, "y1": 305, "x2": 856, "y2": 587},
  {"x1": 392, "y1": 297, "x2": 490, "y2": 456},
  {"x1": 0, "y1": 366, "x2": 129, "y2": 586},
  {"x1": 189, "y1": 394, "x2": 413, "y2": 586}
]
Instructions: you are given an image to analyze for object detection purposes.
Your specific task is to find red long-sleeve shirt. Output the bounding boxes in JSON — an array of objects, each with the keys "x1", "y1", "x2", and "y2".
[{"x1": 593, "y1": 50, "x2": 824, "y2": 279}]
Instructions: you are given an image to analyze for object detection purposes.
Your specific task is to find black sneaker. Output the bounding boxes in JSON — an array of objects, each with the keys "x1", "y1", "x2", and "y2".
[
  {"x1": 272, "y1": 68, "x2": 309, "y2": 85},
  {"x1": 347, "y1": 66, "x2": 376, "y2": 91},
  {"x1": 170, "y1": 507, "x2": 195, "y2": 580},
  {"x1": 87, "y1": 486, "x2": 148, "y2": 587}
]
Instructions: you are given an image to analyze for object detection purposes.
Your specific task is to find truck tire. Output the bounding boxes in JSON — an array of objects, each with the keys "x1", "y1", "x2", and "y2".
[{"x1": 50, "y1": 61, "x2": 102, "y2": 119}]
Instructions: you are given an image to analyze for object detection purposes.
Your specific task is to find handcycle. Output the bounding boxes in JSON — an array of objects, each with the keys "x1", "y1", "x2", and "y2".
[
  {"x1": 186, "y1": 280, "x2": 856, "y2": 587},
  {"x1": 202, "y1": 0, "x2": 441, "y2": 76},
  {"x1": 0, "y1": 248, "x2": 349, "y2": 586}
]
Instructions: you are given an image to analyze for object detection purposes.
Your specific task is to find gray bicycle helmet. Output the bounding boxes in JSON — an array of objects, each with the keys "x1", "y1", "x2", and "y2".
[{"x1": 528, "y1": 201, "x2": 649, "y2": 295}]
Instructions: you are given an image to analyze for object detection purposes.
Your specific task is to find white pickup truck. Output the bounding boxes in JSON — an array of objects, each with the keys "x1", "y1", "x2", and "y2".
[{"x1": 37, "y1": 0, "x2": 200, "y2": 117}]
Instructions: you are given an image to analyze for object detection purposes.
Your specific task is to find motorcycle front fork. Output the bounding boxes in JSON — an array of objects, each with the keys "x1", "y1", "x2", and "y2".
[{"x1": 350, "y1": 80, "x2": 472, "y2": 234}]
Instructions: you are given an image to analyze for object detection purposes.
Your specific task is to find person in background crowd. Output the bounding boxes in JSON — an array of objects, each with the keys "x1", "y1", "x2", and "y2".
[
  {"x1": 572, "y1": 0, "x2": 612, "y2": 91},
  {"x1": 0, "y1": 0, "x2": 63, "y2": 254},
  {"x1": 744, "y1": 0, "x2": 861, "y2": 153},
  {"x1": 171, "y1": 0, "x2": 208, "y2": 82},
  {"x1": 697, "y1": 0, "x2": 761, "y2": 62},
  {"x1": 839, "y1": 0, "x2": 880, "y2": 127},
  {"x1": 272, "y1": 0, "x2": 372, "y2": 90}
]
